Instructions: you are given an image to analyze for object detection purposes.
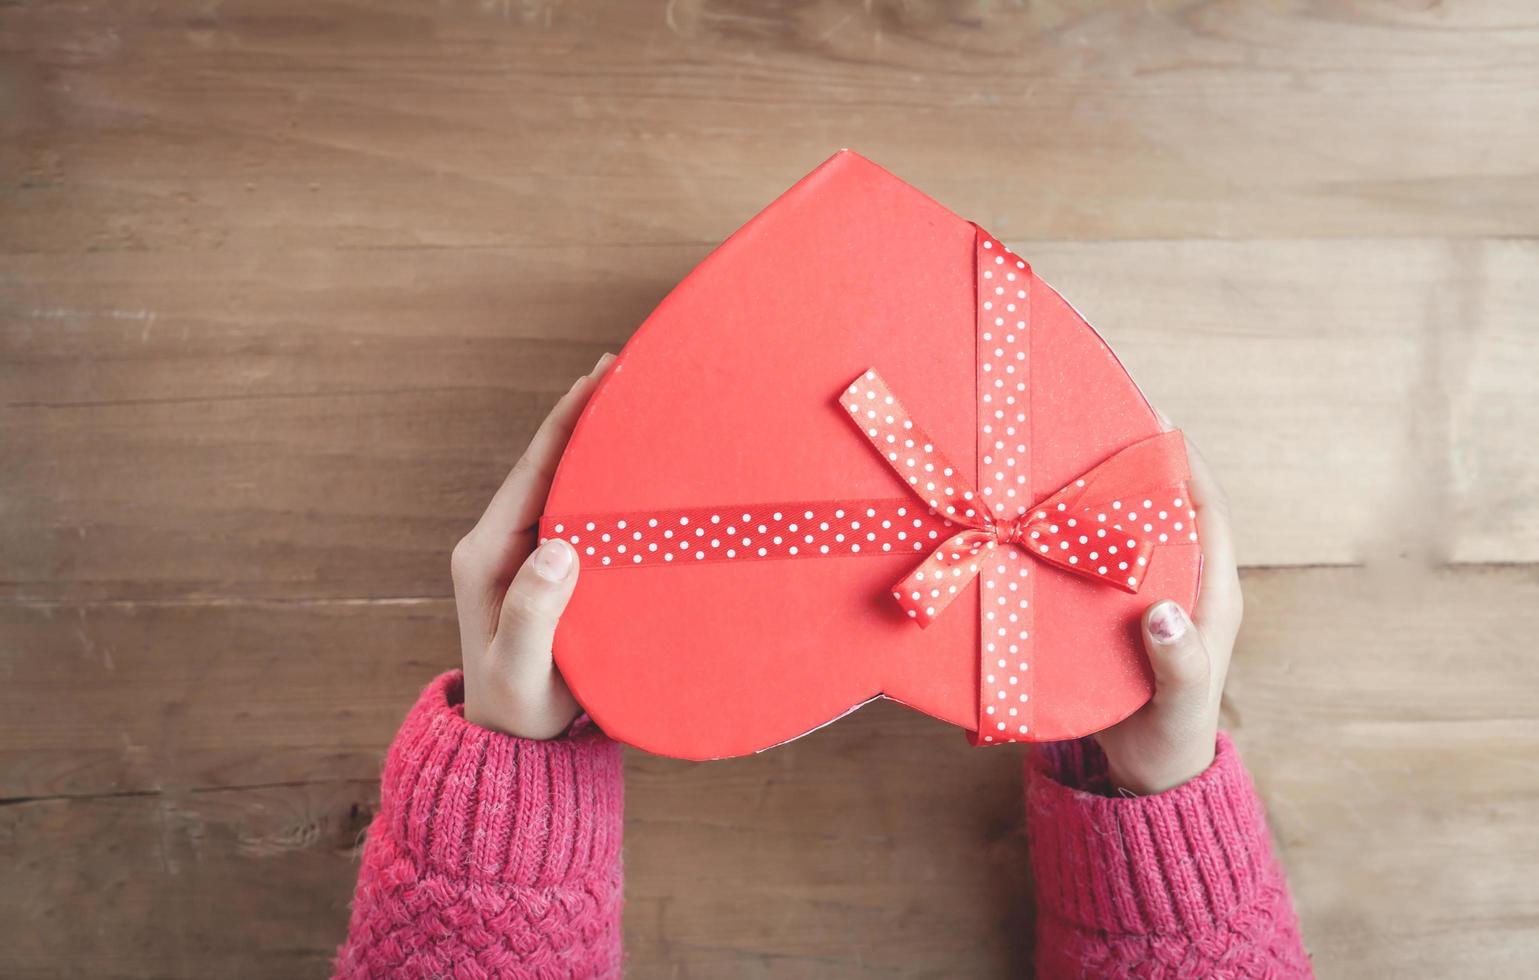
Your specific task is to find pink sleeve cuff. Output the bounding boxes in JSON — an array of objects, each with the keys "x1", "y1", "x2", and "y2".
[
  {"x1": 377, "y1": 670, "x2": 624, "y2": 888},
  {"x1": 1027, "y1": 733, "x2": 1282, "y2": 937}
]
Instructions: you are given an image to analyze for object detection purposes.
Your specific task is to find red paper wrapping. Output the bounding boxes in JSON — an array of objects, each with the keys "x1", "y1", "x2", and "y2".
[{"x1": 539, "y1": 150, "x2": 1201, "y2": 760}]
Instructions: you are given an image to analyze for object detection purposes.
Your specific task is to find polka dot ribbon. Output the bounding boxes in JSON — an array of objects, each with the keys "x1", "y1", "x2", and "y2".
[
  {"x1": 539, "y1": 227, "x2": 1195, "y2": 744},
  {"x1": 539, "y1": 498, "x2": 956, "y2": 567}
]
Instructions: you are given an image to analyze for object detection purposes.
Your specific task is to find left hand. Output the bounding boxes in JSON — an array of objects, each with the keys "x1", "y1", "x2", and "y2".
[{"x1": 450, "y1": 353, "x2": 614, "y2": 738}]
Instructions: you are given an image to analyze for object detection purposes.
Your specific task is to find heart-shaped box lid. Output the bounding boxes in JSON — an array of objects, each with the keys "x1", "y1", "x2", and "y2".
[{"x1": 541, "y1": 151, "x2": 1200, "y2": 759}]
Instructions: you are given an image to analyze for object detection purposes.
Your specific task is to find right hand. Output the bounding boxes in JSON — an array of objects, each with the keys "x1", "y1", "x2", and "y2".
[
  {"x1": 450, "y1": 353, "x2": 614, "y2": 739},
  {"x1": 1093, "y1": 432, "x2": 1244, "y2": 794}
]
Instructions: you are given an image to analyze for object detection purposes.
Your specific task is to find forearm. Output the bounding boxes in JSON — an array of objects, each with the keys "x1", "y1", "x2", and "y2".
[
  {"x1": 1027, "y1": 734, "x2": 1311, "y2": 979},
  {"x1": 335, "y1": 671, "x2": 624, "y2": 979}
]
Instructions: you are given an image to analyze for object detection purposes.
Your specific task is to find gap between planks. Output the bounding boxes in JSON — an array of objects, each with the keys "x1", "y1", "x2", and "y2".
[
  {"x1": 0, "y1": 778, "x2": 385, "y2": 810},
  {"x1": 6, "y1": 560, "x2": 1538, "y2": 609}
]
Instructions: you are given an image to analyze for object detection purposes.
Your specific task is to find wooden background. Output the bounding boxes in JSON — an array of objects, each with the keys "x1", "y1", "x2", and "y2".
[{"x1": 3, "y1": 1, "x2": 1537, "y2": 976}]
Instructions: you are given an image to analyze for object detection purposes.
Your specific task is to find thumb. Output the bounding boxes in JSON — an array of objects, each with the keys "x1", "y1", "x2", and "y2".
[
  {"x1": 497, "y1": 537, "x2": 579, "y2": 645},
  {"x1": 1141, "y1": 599, "x2": 1212, "y2": 723},
  {"x1": 478, "y1": 537, "x2": 581, "y2": 738}
]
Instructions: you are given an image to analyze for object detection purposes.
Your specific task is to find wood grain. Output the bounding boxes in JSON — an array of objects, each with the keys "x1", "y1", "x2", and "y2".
[
  {"x1": 4, "y1": 0, "x2": 1538, "y2": 251},
  {"x1": 3, "y1": 568, "x2": 1536, "y2": 977},
  {"x1": 0, "y1": 598, "x2": 456, "y2": 800},
  {"x1": 3, "y1": 0, "x2": 1537, "y2": 976},
  {"x1": 6, "y1": 239, "x2": 1536, "y2": 604},
  {"x1": 0, "y1": 781, "x2": 377, "y2": 980},
  {"x1": 1234, "y1": 565, "x2": 1539, "y2": 979}
]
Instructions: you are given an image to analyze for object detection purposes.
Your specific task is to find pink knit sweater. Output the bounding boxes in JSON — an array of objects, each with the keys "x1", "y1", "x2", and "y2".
[{"x1": 336, "y1": 672, "x2": 1311, "y2": 978}]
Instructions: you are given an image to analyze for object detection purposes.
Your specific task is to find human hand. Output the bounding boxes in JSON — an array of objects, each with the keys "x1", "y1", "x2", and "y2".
[
  {"x1": 450, "y1": 353, "x2": 615, "y2": 738},
  {"x1": 1093, "y1": 432, "x2": 1243, "y2": 795}
]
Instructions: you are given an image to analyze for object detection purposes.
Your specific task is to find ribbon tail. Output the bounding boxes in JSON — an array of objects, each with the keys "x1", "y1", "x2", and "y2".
[
  {"x1": 891, "y1": 529, "x2": 996, "y2": 628},
  {"x1": 840, "y1": 369, "x2": 987, "y2": 525},
  {"x1": 1027, "y1": 532, "x2": 1158, "y2": 593}
]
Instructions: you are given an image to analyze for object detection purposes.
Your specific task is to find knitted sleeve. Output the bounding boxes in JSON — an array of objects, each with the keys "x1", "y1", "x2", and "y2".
[
  {"x1": 334, "y1": 671, "x2": 624, "y2": 979},
  {"x1": 1026, "y1": 734, "x2": 1313, "y2": 979}
]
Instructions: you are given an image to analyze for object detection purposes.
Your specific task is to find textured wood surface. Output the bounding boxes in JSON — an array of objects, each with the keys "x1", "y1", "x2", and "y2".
[{"x1": 3, "y1": 1, "x2": 1537, "y2": 977}]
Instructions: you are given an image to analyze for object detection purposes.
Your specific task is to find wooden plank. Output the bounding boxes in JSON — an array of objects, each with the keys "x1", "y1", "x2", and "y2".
[
  {"x1": 0, "y1": 781, "x2": 375, "y2": 980},
  {"x1": 2, "y1": 566, "x2": 1537, "y2": 976},
  {"x1": 0, "y1": 598, "x2": 456, "y2": 800},
  {"x1": 1449, "y1": 241, "x2": 1539, "y2": 564},
  {"x1": 1232, "y1": 565, "x2": 1539, "y2": 978},
  {"x1": 6, "y1": 239, "x2": 1536, "y2": 602},
  {"x1": 1028, "y1": 237, "x2": 1539, "y2": 570},
  {"x1": 2, "y1": 0, "x2": 1537, "y2": 251}
]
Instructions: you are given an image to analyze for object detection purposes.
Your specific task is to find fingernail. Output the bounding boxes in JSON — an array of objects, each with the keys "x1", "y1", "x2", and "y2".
[
  {"x1": 531, "y1": 538, "x2": 574, "y2": 582},
  {"x1": 591, "y1": 351, "x2": 616, "y2": 374},
  {"x1": 1148, "y1": 601, "x2": 1187, "y2": 643}
]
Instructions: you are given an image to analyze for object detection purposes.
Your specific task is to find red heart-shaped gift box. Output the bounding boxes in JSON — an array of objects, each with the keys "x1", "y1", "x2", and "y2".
[{"x1": 539, "y1": 151, "x2": 1201, "y2": 760}]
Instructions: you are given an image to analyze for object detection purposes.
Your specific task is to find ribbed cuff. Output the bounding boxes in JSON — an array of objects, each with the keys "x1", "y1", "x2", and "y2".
[
  {"x1": 1027, "y1": 733, "x2": 1277, "y2": 937},
  {"x1": 378, "y1": 670, "x2": 624, "y2": 888}
]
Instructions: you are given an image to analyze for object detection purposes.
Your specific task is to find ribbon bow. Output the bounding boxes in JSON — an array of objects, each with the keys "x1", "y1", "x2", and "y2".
[{"x1": 840, "y1": 369, "x2": 1193, "y2": 629}]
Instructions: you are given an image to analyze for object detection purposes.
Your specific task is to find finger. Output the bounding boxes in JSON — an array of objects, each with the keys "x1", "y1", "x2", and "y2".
[
  {"x1": 488, "y1": 538, "x2": 582, "y2": 735},
  {"x1": 1182, "y1": 435, "x2": 1236, "y2": 575},
  {"x1": 477, "y1": 352, "x2": 617, "y2": 542},
  {"x1": 1141, "y1": 599, "x2": 1214, "y2": 724},
  {"x1": 497, "y1": 537, "x2": 580, "y2": 642},
  {"x1": 1175, "y1": 432, "x2": 1243, "y2": 643},
  {"x1": 1146, "y1": 408, "x2": 1236, "y2": 580},
  {"x1": 452, "y1": 354, "x2": 614, "y2": 644}
]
